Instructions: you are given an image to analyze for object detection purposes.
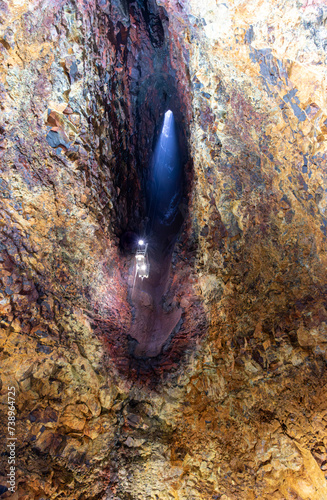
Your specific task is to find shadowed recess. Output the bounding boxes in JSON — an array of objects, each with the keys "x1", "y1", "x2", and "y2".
[
  {"x1": 129, "y1": 110, "x2": 186, "y2": 358},
  {"x1": 147, "y1": 109, "x2": 184, "y2": 253}
]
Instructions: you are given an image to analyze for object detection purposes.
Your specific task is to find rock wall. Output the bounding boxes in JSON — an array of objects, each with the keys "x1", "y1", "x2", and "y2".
[
  {"x1": 158, "y1": 0, "x2": 327, "y2": 498},
  {"x1": 1, "y1": 0, "x2": 327, "y2": 499}
]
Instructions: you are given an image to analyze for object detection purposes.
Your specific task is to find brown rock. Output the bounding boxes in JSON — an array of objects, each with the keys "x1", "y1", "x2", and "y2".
[{"x1": 60, "y1": 404, "x2": 87, "y2": 432}]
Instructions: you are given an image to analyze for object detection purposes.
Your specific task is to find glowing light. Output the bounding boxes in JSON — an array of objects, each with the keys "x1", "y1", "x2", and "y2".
[
  {"x1": 141, "y1": 264, "x2": 146, "y2": 271},
  {"x1": 138, "y1": 239, "x2": 144, "y2": 245},
  {"x1": 162, "y1": 110, "x2": 173, "y2": 138}
]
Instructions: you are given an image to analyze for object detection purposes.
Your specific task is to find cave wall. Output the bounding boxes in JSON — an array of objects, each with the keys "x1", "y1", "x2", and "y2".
[
  {"x1": 0, "y1": 0, "x2": 193, "y2": 498},
  {"x1": 1, "y1": 0, "x2": 327, "y2": 499},
  {"x1": 158, "y1": 0, "x2": 327, "y2": 498}
]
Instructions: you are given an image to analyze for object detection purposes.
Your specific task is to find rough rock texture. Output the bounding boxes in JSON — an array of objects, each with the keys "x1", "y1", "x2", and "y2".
[
  {"x1": 157, "y1": 0, "x2": 327, "y2": 498},
  {"x1": 1, "y1": 0, "x2": 327, "y2": 499}
]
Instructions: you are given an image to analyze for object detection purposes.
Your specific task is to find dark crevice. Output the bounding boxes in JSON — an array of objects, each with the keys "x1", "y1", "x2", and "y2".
[
  {"x1": 88, "y1": 0, "x2": 205, "y2": 379},
  {"x1": 136, "y1": 0, "x2": 165, "y2": 47},
  {"x1": 125, "y1": 108, "x2": 195, "y2": 361}
]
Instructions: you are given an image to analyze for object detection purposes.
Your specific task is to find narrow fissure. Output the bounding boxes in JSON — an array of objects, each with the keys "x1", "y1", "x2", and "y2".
[
  {"x1": 129, "y1": 110, "x2": 186, "y2": 358},
  {"x1": 98, "y1": 0, "x2": 201, "y2": 373}
]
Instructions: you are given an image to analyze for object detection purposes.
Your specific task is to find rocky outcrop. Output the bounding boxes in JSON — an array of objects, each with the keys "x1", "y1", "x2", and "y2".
[{"x1": 1, "y1": 0, "x2": 327, "y2": 498}]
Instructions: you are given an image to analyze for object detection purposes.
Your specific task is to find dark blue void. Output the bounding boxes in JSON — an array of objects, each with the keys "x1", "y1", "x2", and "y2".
[{"x1": 146, "y1": 110, "x2": 184, "y2": 254}]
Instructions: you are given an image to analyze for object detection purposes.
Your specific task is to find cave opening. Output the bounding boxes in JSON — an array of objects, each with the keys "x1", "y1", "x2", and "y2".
[
  {"x1": 145, "y1": 109, "x2": 184, "y2": 255},
  {"x1": 128, "y1": 108, "x2": 189, "y2": 359},
  {"x1": 96, "y1": 0, "x2": 203, "y2": 377},
  {"x1": 118, "y1": 102, "x2": 189, "y2": 254}
]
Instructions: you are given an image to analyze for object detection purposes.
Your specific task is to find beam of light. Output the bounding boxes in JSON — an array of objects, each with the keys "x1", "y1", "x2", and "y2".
[
  {"x1": 146, "y1": 108, "x2": 183, "y2": 239},
  {"x1": 155, "y1": 110, "x2": 178, "y2": 179},
  {"x1": 162, "y1": 110, "x2": 173, "y2": 138}
]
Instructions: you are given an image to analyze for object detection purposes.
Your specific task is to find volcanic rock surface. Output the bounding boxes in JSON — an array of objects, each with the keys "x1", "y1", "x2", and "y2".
[{"x1": 1, "y1": 0, "x2": 327, "y2": 499}]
